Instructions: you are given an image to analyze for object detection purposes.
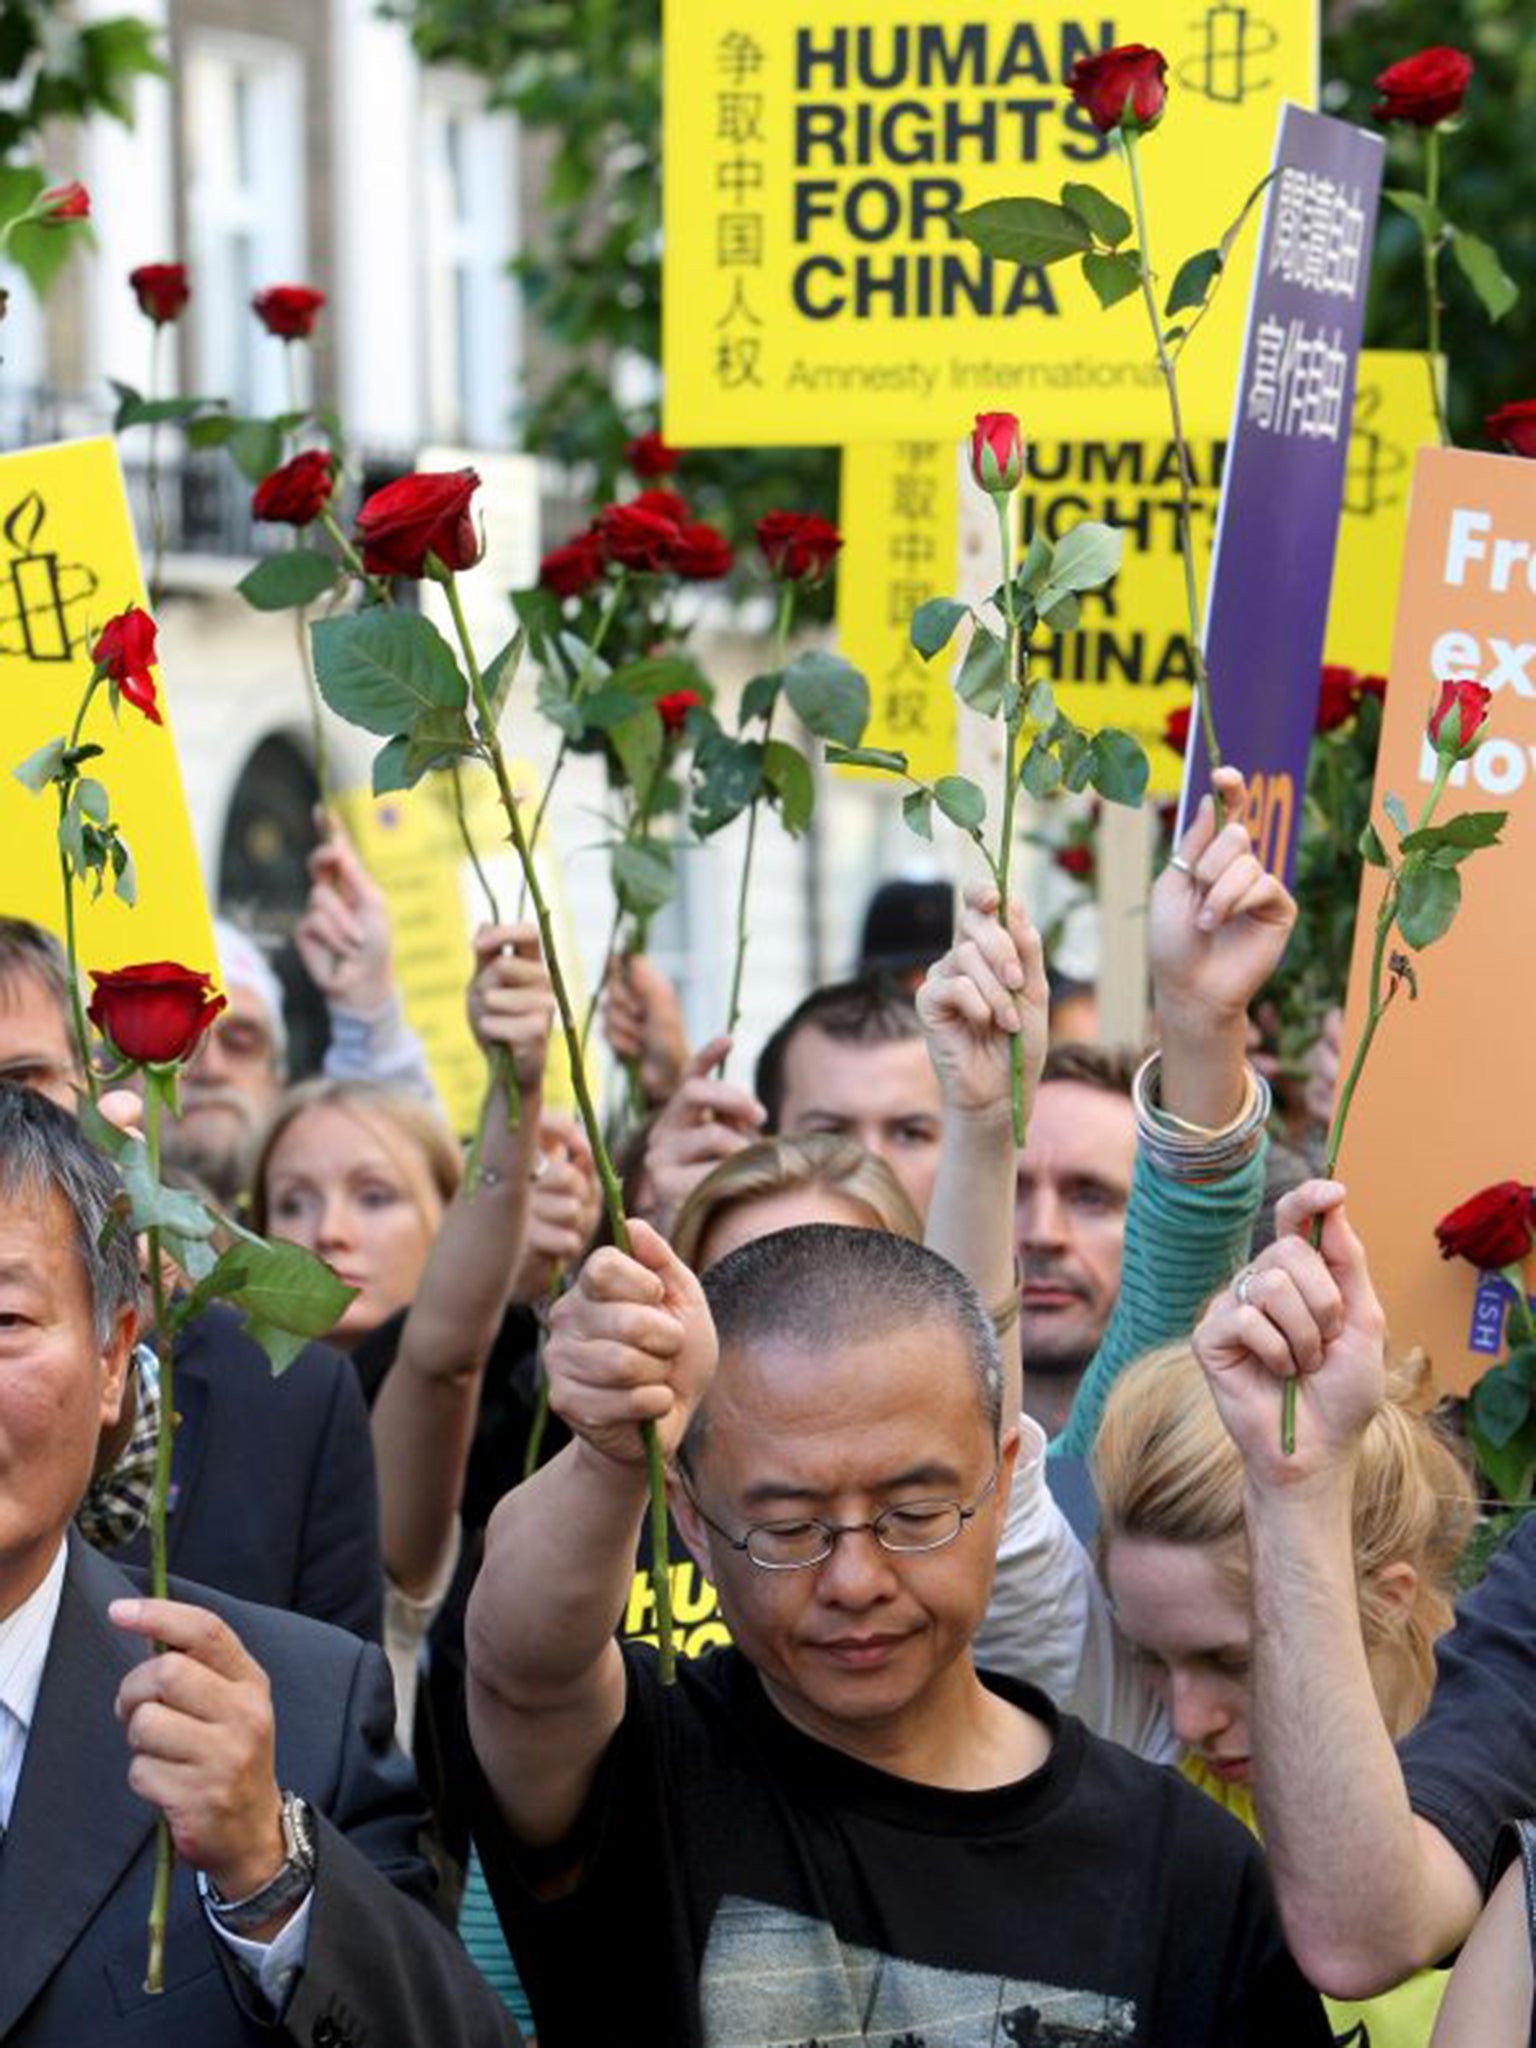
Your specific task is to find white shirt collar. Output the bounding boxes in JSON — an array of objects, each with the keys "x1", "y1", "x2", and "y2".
[{"x1": 0, "y1": 1539, "x2": 68, "y2": 1741}]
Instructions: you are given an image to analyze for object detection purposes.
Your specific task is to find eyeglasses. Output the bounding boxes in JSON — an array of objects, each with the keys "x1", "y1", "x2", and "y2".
[{"x1": 678, "y1": 1462, "x2": 1000, "y2": 1572}]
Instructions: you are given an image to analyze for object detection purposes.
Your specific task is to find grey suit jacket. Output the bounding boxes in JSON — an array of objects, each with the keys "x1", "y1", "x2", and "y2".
[{"x1": 0, "y1": 1534, "x2": 518, "y2": 2048}]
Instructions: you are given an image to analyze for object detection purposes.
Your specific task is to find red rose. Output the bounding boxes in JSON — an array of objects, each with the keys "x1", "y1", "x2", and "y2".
[
  {"x1": 970, "y1": 412, "x2": 1025, "y2": 496},
  {"x1": 1054, "y1": 844, "x2": 1095, "y2": 880},
  {"x1": 1486, "y1": 401, "x2": 1536, "y2": 459},
  {"x1": 672, "y1": 521, "x2": 733, "y2": 580},
  {"x1": 1435, "y1": 1180, "x2": 1536, "y2": 1270},
  {"x1": 1428, "y1": 677, "x2": 1492, "y2": 760},
  {"x1": 627, "y1": 432, "x2": 680, "y2": 479},
  {"x1": 540, "y1": 531, "x2": 606, "y2": 598},
  {"x1": 1357, "y1": 673, "x2": 1387, "y2": 703},
  {"x1": 88, "y1": 962, "x2": 227, "y2": 1068},
  {"x1": 355, "y1": 469, "x2": 481, "y2": 579},
  {"x1": 1069, "y1": 45, "x2": 1168, "y2": 136},
  {"x1": 1316, "y1": 665, "x2": 1365, "y2": 733},
  {"x1": 129, "y1": 262, "x2": 189, "y2": 325},
  {"x1": 1163, "y1": 704, "x2": 1191, "y2": 752},
  {"x1": 1372, "y1": 47, "x2": 1473, "y2": 129},
  {"x1": 91, "y1": 606, "x2": 161, "y2": 726},
  {"x1": 596, "y1": 501, "x2": 683, "y2": 573},
  {"x1": 629, "y1": 488, "x2": 690, "y2": 525},
  {"x1": 655, "y1": 688, "x2": 704, "y2": 735},
  {"x1": 756, "y1": 511, "x2": 843, "y2": 585},
  {"x1": 36, "y1": 181, "x2": 90, "y2": 225},
  {"x1": 252, "y1": 450, "x2": 336, "y2": 528},
  {"x1": 252, "y1": 284, "x2": 327, "y2": 340}
]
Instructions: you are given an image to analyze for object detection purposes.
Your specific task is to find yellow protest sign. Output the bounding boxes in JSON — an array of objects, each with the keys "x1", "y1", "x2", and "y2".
[
  {"x1": 0, "y1": 437, "x2": 214, "y2": 974},
  {"x1": 836, "y1": 441, "x2": 960, "y2": 781},
  {"x1": 339, "y1": 764, "x2": 587, "y2": 1136},
  {"x1": 663, "y1": 0, "x2": 1317, "y2": 447},
  {"x1": 1322, "y1": 350, "x2": 1441, "y2": 677}
]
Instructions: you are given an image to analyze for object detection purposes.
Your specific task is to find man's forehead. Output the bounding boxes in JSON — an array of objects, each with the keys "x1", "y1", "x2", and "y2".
[
  {"x1": 0, "y1": 966, "x2": 72, "y2": 1043},
  {"x1": 780, "y1": 1026, "x2": 939, "y2": 1114},
  {"x1": 709, "y1": 1321, "x2": 986, "y2": 1456},
  {"x1": 1021, "y1": 1079, "x2": 1136, "y2": 1170}
]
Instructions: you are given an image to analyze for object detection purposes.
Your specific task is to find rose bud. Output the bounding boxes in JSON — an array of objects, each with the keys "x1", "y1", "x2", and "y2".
[
  {"x1": 1069, "y1": 45, "x2": 1169, "y2": 136},
  {"x1": 252, "y1": 284, "x2": 327, "y2": 340},
  {"x1": 252, "y1": 449, "x2": 337, "y2": 528},
  {"x1": 1163, "y1": 704, "x2": 1192, "y2": 752},
  {"x1": 355, "y1": 469, "x2": 481, "y2": 579},
  {"x1": 1435, "y1": 1180, "x2": 1536, "y2": 1270},
  {"x1": 655, "y1": 688, "x2": 705, "y2": 736},
  {"x1": 91, "y1": 606, "x2": 161, "y2": 725},
  {"x1": 1371, "y1": 46, "x2": 1473, "y2": 128},
  {"x1": 88, "y1": 962, "x2": 227, "y2": 1068},
  {"x1": 1316, "y1": 664, "x2": 1363, "y2": 733},
  {"x1": 1427, "y1": 677, "x2": 1492, "y2": 760},
  {"x1": 129, "y1": 262, "x2": 190, "y2": 325},
  {"x1": 36, "y1": 181, "x2": 90, "y2": 225},
  {"x1": 596, "y1": 501, "x2": 684, "y2": 573},
  {"x1": 970, "y1": 412, "x2": 1026, "y2": 497},
  {"x1": 540, "y1": 531, "x2": 606, "y2": 598},
  {"x1": 1486, "y1": 400, "x2": 1536, "y2": 460},
  {"x1": 755, "y1": 510, "x2": 843, "y2": 585},
  {"x1": 627, "y1": 431, "x2": 681, "y2": 479},
  {"x1": 672, "y1": 521, "x2": 733, "y2": 581},
  {"x1": 1054, "y1": 844, "x2": 1095, "y2": 880}
]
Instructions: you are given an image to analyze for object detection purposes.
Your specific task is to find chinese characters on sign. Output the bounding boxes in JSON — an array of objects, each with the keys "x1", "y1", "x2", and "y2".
[
  {"x1": 713, "y1": 32, "x2": 768, "y2": 396},
  {"x1": 1242, "y1": 167, "x2": 1366, "y2": 444}
]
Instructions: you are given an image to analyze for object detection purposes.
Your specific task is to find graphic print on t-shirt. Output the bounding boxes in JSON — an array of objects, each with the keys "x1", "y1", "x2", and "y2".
[{"x1": 699, "y1": 1895, "x2": 1137, "y2": 2046}]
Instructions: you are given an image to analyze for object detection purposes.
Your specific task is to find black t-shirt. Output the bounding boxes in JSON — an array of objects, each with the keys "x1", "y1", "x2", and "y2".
[
  {"x1": 1401, "y1": 1511, "x2": 1536, "y2": 1890},
  {"x1": 473, "y1": 1646, "x2": 1330, "y2": 2048}
]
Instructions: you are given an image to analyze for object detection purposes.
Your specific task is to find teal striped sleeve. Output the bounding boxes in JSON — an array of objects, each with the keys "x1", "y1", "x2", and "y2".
[{"x1": 1048, "y1": 1135, "x2": 1269, "y2": 1462}]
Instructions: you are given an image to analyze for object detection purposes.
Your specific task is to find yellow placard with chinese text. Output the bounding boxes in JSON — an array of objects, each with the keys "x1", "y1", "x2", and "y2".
[
  {"x1": 0, "y1": 437, "x2": 214, "y2": 974},
  {"x1": 338, "y1": 766, "x2": 587, "y2": 1136},
  {"x1": 836, "y1": 441, "x2": 960, "y2": 782},
  {"x1": 663, "y1": 0, "x2": 1317, "y2": 446},
  {"x1": 1322, "y1": 350, "x2": 1441, "y2": 678}
]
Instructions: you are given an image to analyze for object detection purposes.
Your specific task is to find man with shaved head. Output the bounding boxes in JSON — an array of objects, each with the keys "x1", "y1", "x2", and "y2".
[{"x1": 466, "y1": 1220, "x2": 1329, "y2": 2048}]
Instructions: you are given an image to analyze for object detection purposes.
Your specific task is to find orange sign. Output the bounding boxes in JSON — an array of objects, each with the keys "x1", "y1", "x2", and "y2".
[{"x1": 1338, "y1": 446, "x2": 1536, "y2": 1395}]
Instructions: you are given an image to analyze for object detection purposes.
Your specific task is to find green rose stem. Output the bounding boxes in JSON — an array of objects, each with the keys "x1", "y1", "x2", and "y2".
[
  {"x1": 145, "y1": 321, "x2": 167, "y2": 612},
  {"x1": 317, "y1": 507, "x2": 392, "y2": 608},
  {"x1": 1122, "y1": 128, "x2": 1222, "y2": 775},
  {"x1": 294, "y1": 603, "x2": 331, "y2": 813},
  {"x1": 1420, "y1": 129, "x2": 1451, "y2": 449},
  {"x1": 441, "y1": 570, "x2": 677, "y2": 1680},
  {"x1": 141, "y1": 1063, "x2": 179, "y2": 1994},
  {"x1": 57, "y1": 673, "x2": 106, "y2": 1101},
  {"x1": 725, "y1": 581, "x2": 795, "y2": 1041},
  {"x1": 1285, "y1": 752, "x2": 1458, "y2": 1451},
  {"x1": 447, "y1": 760, "x2": 522, "y2": 1193},
  {"x1": 991, "y1": 499, "x2": 1029, "y2": 1149},
  {"x1": 519, "y1": 571, "x2": 630, "y2": 909}
]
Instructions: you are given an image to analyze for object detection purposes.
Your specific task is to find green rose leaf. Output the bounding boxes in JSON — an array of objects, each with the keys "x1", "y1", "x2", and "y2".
[
  {"x1": 740, "y1": 670, "x2": 784, "y2": 725},
  {"x1": 902, "y1": 787, "x2": 934, "y2": 840},
  {"x1": 1026, "y1": 679, "x2": 1057, "y2": 727},
  {"x1": 953, "y1": 196, "x2": 1094, "y2": 267},
  {"x1": 1089, "y1": 729, "x2": 1149, "y2": 807},
  {"x1": 312, "y1": 609, "x2": 467, "y2": 736},
  {"x1": 933, "y1": 774, "x2": 987, "y2": 832},
  {"x1": 1382, "y1": 190, "x2": 1443, "y2": 242},
  {"x1": 510, "y1": 584, "x2": 565, "y2": 663},
  {"x1": 1082, "y1": 250, "x2": 1141, "y2": 310},
  {"x1": 607, "y1": 706, "x2": 665, "y2": 806},
  {"x1": 763, "y1": 739, "x2": 815, "y2": 835},
  {"x1": 1396, "y1": 862, "x2": 1461, "y2": 949},
  {"x1": 185, "y1": 412, "x2": 240, "y2": 450},
  {"x1": 189, "y1": 1239, "x2": 357, "y2": 1376},
  {"x1": 1039, "y1": 520, "x2": 1123, "y2": 596},
  {"x1": 1470, "y1": 1364, "x2": 1533, "y2": 1450},
  {"x1": 111, "y1": 835, "x2": 137, "y2": 907},
  {"x1": 114, "y1": 1142, "x2": 217, "y2": 1241},
  {"x1": 955, "y1": 625, "x2": 1008, "y2": 717},
  {"x1": 824, "y1": 743, "x2": 909, "y2": 774},
  {"x1": 1449, "y1": 228, "x2": 1518, "y2": 324},
  {"x1": 226, "y1": 416, "x2": 285, "y2": 484},
  {"x1": 1017, "y1": 534, "x2": 1054, "y2": 594},
  {"x1": 535, "y1": 668, "x2": 584, "y2": 741},
  {"x1": 1382, "y1": 791, "x2": 1411, "y2": 839},
  {"x1": 237, "y1": 548, "x2": 341, "y2": 613},
  {"x1": 1040, "y1": 591, "x2": 1081, "y2": 632},
  {"x1": 114, "y1": 390, "x2": 224, "y2": 430},
  {"x1": 783, "y1": 651, "x2": 870, "y2": 748},
  {"x1": 691, "y1": 732, "x2": 765, "y2": 834},
  {"x1": 910, "y1": 597, "x2": 970, "y2": 660},
  {"x1": 1165, "y1": 248, "x2": 1222, "y2": 317},
  {"x1": 1358, "y1": 820, "x2": 1389, "y2": 868},
  {"x1": 1061, "y1": 181, "x2": 1132, "y2": 248},
  {"x1": 483, "y1": 627, "x2": 526, "y2": 725},
  {"x1": 1399, "y1": 810, "x2": 1507, "y2": 858},
  {"x1": 371, "y1": 736, "x2": 414, "y2": 795},
  {"x1": 1020, "y1": 736, "x2": 1063, "y2": 799},
  {"x1": 612, "y1": 838, "x2": 675, "y2": 917},
  {"x1": 14, "y1": 736, "x2": 65, "y2": 793}
]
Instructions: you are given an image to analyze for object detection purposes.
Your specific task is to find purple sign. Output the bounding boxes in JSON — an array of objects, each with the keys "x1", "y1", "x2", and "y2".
[{"x1": 1179, "y1": 105, "x2": 1384, "y2": 884}]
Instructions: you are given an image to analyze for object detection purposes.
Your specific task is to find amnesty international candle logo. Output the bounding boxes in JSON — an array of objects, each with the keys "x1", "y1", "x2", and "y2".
[{"x1": 664, "y1": 0, "x2": 1317, "y2": 447}]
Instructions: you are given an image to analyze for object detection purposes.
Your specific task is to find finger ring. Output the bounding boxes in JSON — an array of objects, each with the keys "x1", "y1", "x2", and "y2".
[
  {"x1": 1234, "y1": 1266, "x2": 1258, "y2": 1307},
  {"x1": 531, "y1": 1154, "x2": 551, "y2": 1182},
  {"x1": 1168, "y1": 853, "x2": 1196, "y2": 877}
]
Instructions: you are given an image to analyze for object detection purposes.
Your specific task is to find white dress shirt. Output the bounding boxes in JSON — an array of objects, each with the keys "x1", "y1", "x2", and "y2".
[{"x1": 0, "y1": 1538, "x2": 312, "y2": 2010}]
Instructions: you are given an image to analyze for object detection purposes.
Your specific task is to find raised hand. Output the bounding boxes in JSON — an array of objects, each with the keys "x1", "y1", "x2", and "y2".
[
  {"x1": 511, "y1": 1111, "x2": 601, "y2": 1301},
  {"x1": 602, "y1": 953, "x2": 690, "y2": 1107},
  {"x1": 467, "y1": 922, "x2": 555, "y2": 1092},
  {"x1": 1193, "y1": 1178, "x2": 1387, "y2": 1490},
  {"x1": 916, "y1": 883, "x2": 1048, "y2": 1127},
  {"x1": 544, "y1": 1219, "x2": 716, "y2": 1467},
  {"x1": 294, "y1": 820, "x2": 397, "y2": 1016},
  {"x1": 632, "y1": 1036, "x2": 765, "y2": 1232}
]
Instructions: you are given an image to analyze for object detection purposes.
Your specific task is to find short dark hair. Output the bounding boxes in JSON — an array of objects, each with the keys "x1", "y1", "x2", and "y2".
[
  {"x1": 754, "y1": 974, "x2": 923, "y2": 1129},
  {"x1": 1039, "y1": 1041, "x2": 1140, "y2": 1097},
  {"x1": 0, "y1": 916, "x2": 77, "y2": 1035},
  {"x1": 688, "y1": 1223, "x2": 1001, "y2": 1467},
  {"x1": 0, "y1": 1083, "x2": 141, "y2": 1341}
]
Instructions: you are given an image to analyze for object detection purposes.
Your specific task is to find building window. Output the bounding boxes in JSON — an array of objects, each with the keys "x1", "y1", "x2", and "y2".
[
  {"x1": 422, "y1": 85, "x2": 518, "y2": 448},
  {"x1": 183, "y1": 35, "x2": 304, "y2": 416}
]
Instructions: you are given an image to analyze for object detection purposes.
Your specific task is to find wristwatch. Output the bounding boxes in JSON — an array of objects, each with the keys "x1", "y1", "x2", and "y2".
[{"x1": 205, "y1": 1791, "x2": 317, "y2": 1935}]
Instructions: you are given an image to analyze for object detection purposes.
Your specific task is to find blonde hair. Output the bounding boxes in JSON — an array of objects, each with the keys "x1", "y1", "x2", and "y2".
[
  {"x1": 249, "y1": 1077, "x2": 462, "y2": 1236},
  {"x1": 671, "y1": 1133, "x2": 922, "y2": 1272},
  {"x1": 1093, "y1": 1344, "x2": 1477, "y2": 1738}
]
